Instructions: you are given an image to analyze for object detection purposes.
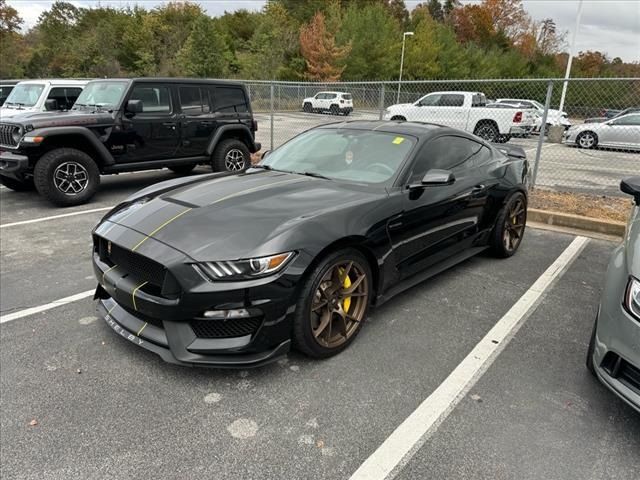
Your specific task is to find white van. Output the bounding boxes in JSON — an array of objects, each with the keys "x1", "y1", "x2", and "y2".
[{"x1": 0, "y1": 79, "x2": 89, "y2": 119}]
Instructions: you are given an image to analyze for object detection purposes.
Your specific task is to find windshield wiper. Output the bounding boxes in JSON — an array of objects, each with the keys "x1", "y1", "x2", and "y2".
[{"x1": 301, "y1": 171, "x2": 330, "y2": 180}]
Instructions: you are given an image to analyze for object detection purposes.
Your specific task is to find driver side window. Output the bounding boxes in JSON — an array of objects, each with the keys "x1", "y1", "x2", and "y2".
[
  {"x1": 408, "y1": 136, "x2": 483, "y2": 183},
  {"x1": 418, "y1": 94, "x2": 441, "y2": 107},
  {"x1": 611, "y1": 114, "x2": 640, "y2": 126}
]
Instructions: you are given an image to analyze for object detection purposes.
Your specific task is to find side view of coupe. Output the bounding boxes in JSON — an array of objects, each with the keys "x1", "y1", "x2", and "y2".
[{"x1": 92, "y1": 121, "x2": 529, "y2": 367}]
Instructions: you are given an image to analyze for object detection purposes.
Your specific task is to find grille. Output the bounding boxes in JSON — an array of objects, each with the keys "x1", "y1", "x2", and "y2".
[
  {"x1": 0, "y1": 123, "x2": 19, "y2": 148},
  {"x1": 97, "y1": 236, "x2": 166, "y2": 288},
  {"x1": 620, "y1": 360, "x2": 640, "y2": 394},
  {"x1": 190, "y1": 318, "x2": 262, "y2": 339},
  {"x1": 121, "y1": 305, "x2": 164, "y2": 329}
]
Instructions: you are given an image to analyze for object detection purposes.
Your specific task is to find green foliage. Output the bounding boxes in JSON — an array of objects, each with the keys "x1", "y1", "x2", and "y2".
[{"x1": 1, "y1": 0, "x2": 637, "y2": 82}]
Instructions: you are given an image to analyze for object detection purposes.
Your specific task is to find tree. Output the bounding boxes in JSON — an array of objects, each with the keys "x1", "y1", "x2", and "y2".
[
  {"x1": 177, "y1": 16, "x2": 229, "y2": 77},
  {"x1": 0, "y1": 0, "x2": 22, "y2": 33},
  {"x1": 426, "y1": 0, "x2": 444, "y2": 22},
  {"x1": 299, "y1": 12, "x2": 350, "y2": 81},
  {"x1": 0, "y1": 0, "x2": 25, "y2": 77},
  {"x1": 384, "y1": 0, "x2": 410, "y2": 27}
]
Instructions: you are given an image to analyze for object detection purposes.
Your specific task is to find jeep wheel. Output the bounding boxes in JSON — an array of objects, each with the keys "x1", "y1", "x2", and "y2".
[
  {"x1": 0, "y1": 175, "x2": 34, "y2": 192},
  {"x1": 169, "y1": 164, "x2": 197, "y2": 175},
  {"x1": 330, "y1": 104, "x2": 339, "y2": 115},
  {"x1": 212, "y1": 139, "x2": 250, "y2": 173},
  {"x1": 303, "y1": 102, "x2": 312, "y2": 113},
  {"x1": 34, "y1": 148, "x2": 100, "y2": 207}
]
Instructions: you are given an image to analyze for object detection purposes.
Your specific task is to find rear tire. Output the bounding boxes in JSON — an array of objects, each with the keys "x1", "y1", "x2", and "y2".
[
  {"x1": 586, "y1": 316, "x2": 597, "y2": 376},
  {"x1": 474, "y1": 121, "x2": 499, "y2": 143},
  {"x1": 0, "y1": 175, "x2": 34, "y2": 191},
  {"x1": 390, "y1": 116, "x2": 406, "y2": 121},
  {"x1": 303, "y1": 102, "x2": 312, "y2": 113},
  {"x1": 330, "y1": 104, "x2": 339, "y2": 115},
  {"x1": 169, "y1": 164, "x2": 197, "y2": 175},
  {"x1": 292, "y1": 248, "x2": 372, "y2": 359},
  {"x1": 212, "y1": 139, "x2": 250, "y2": 173},
  {"x1": 490, "y1": 192, "x2": 527, "y2": 258},
  {"x1": 34, "y1": 148, "x2": 100, "y2": 207}
]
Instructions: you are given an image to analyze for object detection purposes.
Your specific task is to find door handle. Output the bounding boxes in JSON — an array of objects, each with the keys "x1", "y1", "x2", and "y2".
[
  {"x1": 472, "y1": 184, "x2": 486, "y2": 192},
  {"x1": 162, "y1": 122, "x2": 176, "y2": 130}
]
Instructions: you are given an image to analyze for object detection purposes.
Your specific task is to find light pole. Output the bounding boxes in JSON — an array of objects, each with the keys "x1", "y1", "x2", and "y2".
[
  {"x1": 397, "y1": 31, "x2": 414, "y2": 104},
  {"x1": 559, "y1": 0, "x2": 584, "y2": 113}
]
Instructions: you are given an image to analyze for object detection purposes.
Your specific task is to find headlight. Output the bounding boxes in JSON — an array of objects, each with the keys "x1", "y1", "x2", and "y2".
[
  {"x1": 624, "y1": 276, "x2": 640, "y2": 320},
  {"x1": 11, "y1": 126, "x2": 23, "y2": 143},
  {"x1": 193, "y1": 252, "x2": 295, "y2": 281}
]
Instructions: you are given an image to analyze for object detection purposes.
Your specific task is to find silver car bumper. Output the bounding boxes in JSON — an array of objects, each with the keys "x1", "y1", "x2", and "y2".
[{"x1": 593, "y1": 245, "x2": 640, "y2": 412}]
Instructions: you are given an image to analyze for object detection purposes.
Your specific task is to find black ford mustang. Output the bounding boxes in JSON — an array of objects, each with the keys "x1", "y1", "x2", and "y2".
[{"x1": 93, "y1": 121, "x2": 529, "y2": 367}]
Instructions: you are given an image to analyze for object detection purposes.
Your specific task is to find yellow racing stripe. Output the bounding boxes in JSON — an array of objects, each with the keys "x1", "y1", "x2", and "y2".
[
  {"x1": 136, "y1": 322, "x2": 148, "y2": 336},
  {"x1": 131, "y1": 208, "x2": 193, "y2": 251},
  {"x1": 131, "y1": 281, "x2": 148, "y2": 311},
  {"x1": 102, "y1": 264, "x2": 118, "y2": 284}
]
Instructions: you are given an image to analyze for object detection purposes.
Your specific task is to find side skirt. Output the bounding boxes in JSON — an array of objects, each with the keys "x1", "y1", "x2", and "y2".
[
  {"x1": 102, "y1": 155, "x2": 209, "y2": 173},
  {"x1": 375, "y1": 246, "x2": 488, "y2": 307}
]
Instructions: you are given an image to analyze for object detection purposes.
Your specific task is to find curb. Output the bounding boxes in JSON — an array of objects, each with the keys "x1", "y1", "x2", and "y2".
[{"x1": 527, "y1": 208, "x2": 625, "y2": 237}]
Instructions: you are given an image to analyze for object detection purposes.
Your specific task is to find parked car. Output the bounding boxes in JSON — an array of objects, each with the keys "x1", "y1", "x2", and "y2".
[
  {"x1": 495, "y1": 98, "x2": 571, "y2": 131},
  {"x1": 584, "y1": 107, "x2": 640, "y2": 124},
  {"x1": 92, "y1": 120, "x2": 529, "y2": 367},
  {"x1": 0, "y1": 79, "x2": 88, "y2": 118},
  {"x1": 564, "y1": 112, "x2": 640, "y2": 150},
  {"x1": 587, "y1": 177, "x2": 640, "y2": 413},
  {"x1": 302, "y1": 91, "x2": 353, "y2": 115},
  {"x1": 384, "y1": 91, "x2": 534, "y2": 143},
  {"x1": 0, "y1": 79, "x2": 20, "y2": 106},
  {"x1": 0, "y1": 78, "x2": 260, "y2": 206}
]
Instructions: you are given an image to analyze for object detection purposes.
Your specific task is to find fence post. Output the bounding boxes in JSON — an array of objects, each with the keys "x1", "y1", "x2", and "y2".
[
  {"x1": 378, "y1": 84, "x2": 385, "y2": 120},
  {"x1": 531, "y1": 80, "x2": 554, "y2": 189},
  {"x1": 270, "y1": 83, "x2": 274, "y2": 151}
]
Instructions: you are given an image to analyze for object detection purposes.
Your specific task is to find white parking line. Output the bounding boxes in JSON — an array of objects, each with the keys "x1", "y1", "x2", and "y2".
[
  {"x1": 0, "y1": 289, "x2": 95, "y2": 324},
  {"x1": 349, "y1": 235, "x2": 590, "y2": 480},
  {"x1": 0, "y1": 206, "x2": 113, "y2": 229}
]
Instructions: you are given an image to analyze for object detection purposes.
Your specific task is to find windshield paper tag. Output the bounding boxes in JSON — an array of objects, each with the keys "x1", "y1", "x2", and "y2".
[{"x1": 392, "y1": 137, "x2": 405, "y2": 144}]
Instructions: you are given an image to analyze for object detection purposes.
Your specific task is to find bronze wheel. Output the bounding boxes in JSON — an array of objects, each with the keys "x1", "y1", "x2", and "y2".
[
  {"x1": 293, "y1": 249, "x2": 372, "y2": 358},
  {"x1": 310, "y1": 260, "x2": 369, "y2": 348},
  {"x1": 490, "y1": 192, "x2": 527, "y2": 258},
  {"x1": 502, "y1": 197, "x2": 526, "y2": 253}
]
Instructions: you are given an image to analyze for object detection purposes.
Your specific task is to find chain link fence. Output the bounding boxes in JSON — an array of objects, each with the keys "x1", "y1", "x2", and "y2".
[{"x1": 244, "y1": 78, "x2": 640, "y2": 196}]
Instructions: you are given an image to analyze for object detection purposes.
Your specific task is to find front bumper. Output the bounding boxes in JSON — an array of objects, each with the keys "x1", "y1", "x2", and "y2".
[
  {"x1": 592, "y1": 246, "x2": 640, "y2": 412},
  {"x1": 91, "y1": 222, "x2": 302, "y2": 368},
  {"x1": 0, "y1": 150, "x2": 29, "y2": 180}
]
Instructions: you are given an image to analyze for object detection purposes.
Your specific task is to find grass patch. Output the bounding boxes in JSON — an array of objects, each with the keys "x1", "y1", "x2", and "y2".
[{"x1": 530, "y1": 189, "x2": 633, "y2": 223}]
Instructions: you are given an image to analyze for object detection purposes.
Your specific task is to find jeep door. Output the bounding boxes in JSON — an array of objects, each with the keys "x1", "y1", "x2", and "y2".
[
  {"x1": 120, "y1": 83, "x2": 180, "y2": 162},
  {"x1": 177, "y1": 84, "x2": 216, "y2": 157},
  {"x1": 212, "y1": 85, "x2": 253, "y2": 133}
]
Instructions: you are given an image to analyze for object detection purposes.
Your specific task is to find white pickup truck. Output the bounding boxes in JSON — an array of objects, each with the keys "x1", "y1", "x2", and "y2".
[{"x1": 383, "y1": 91, "x2": 535, "y2": 143}]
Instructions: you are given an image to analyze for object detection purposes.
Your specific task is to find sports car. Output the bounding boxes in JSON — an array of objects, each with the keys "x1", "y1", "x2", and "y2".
[{"x1": 92, "y1": 121, "x2": 529, "y2": 367}]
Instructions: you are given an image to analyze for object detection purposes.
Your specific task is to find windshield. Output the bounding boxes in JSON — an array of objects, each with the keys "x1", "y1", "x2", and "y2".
[
  {"x1": 4, "y1": 83, "x2": 45, "y2": 107},
  {"x1": 260, "y1": 129, "x2": 416, "y2": 185},
  {"x1": 73, "y1": 81, "x2": 127, "y2": 109}
]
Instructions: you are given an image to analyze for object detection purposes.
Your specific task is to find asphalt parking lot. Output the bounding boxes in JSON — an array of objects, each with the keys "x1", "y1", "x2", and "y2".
[
  {"x1": 254, "y1": 110, "x2": 639, "y2": 196},
  {"x1": 1, "y1": 174, "x2": 639, "y2": 480}
]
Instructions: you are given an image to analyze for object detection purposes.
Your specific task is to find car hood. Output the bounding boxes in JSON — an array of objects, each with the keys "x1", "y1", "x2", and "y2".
[
  {"x1": 0, "y1": 106, "x2": 39, "y2": 118},
  {"x1": 104, "y1": 170, "x2": 386, "y2": 261},
  {"x1": 626, "y1": 206, "x2": 640, "y2": 276},
  {"x1": 0, "y1": 109, "x2": 113, "y2": 128},
  {"x1": 388, "y1": 103, "x2": 414, "y2": 110},
  {"x1": 568, "y1": 122, "x2": 605, "y2": 133}
]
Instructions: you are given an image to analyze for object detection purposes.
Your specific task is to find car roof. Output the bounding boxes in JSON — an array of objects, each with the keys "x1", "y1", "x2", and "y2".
[
  {"x1": 316, "y1": 91, "x2": 349, "y2": 94},
  {"x1": 14, "y1": 79, "x2": 90, "y2": 86},
  {"x1": 0, "y1": 79, "x2": 21, "y2": 86},
  {"x1": 93, "y1": 78, "x2": 246, "y2": 87},
  {"x1": 316, "y1": 120, "x2": 474, "y2": 140}
]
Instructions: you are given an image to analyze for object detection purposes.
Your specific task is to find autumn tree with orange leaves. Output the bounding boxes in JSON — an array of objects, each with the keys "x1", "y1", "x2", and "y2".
[{"x1": 299, "y1": 11, "x2": 351, "y2": 81}]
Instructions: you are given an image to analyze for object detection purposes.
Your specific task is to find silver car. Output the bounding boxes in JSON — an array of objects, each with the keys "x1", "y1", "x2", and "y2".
[
  {"x1": 565, "y1": 113, "x2": 640, "y2": 150},
  {"x1": 587, "y1": 176, "x2": 640, "y2": 412}
]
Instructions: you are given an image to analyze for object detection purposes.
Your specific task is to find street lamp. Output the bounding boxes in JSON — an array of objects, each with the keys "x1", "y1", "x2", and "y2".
[
  {"x1": 559, "y1": 0, "x2": 584, "y2": 113},
  {"x1": 397, "y1": 31, "x2": 414, "y2": 104}
]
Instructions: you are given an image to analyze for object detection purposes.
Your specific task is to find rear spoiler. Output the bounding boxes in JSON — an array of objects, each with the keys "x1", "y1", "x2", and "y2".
[{"x1": 492, "y1": 143, "x2": 527, "y2": 159}]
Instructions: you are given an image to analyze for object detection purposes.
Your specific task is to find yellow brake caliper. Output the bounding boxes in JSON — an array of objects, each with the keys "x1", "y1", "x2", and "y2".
[{"x1": 341, "y1": 268, "x2": 352, "y2": 312}]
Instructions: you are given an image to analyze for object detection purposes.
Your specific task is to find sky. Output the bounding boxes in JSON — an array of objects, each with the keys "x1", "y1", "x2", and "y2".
[{"x1": 8, "y1": 0, "x2": 640, "y2": 62}]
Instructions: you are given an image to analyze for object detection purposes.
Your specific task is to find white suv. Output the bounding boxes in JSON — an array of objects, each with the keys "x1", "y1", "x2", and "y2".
[
  {"x1": 302, "y1": 91, "x2": 353, "y2": 115},
  {"x1": 1, "y1": 79, "x2": 89, "y2": 119}
]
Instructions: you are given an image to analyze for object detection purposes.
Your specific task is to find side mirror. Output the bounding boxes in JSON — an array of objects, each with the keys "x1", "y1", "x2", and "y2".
[
  {"x1": 261, "y1": 150, "x2": 271, "y2": 160},
  {"x1": 125, "y1": 99, "x2": 143, "y2": 115},
  {"x1": 621, "y1": 177, "x2": 640, "y2": 205},
  {"x1": 44, "y1": 99, "x2": 59, "y2": 111},
  {"x1": 421, "y1": 169, "x2": 455, "y2": 186}
]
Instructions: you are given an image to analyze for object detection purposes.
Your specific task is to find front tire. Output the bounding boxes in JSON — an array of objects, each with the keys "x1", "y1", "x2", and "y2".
[
  {"x1": 212, "y1": 139, "x2": 250, "y2": 173},
  {"x1": 292, "y1": 248, "x2": 372, "y2": 358},
  {"x1": 490, "y1": 192, "x2": 527, "y2": 258},
  {"x1": 0, "y1": 175, "x2": 34, "y2": 191},
  {"x1": 34, "y1": 148, "x2": 100, "y2": 207},
  {"x1": 391, "y1": 116, "x2": 406, "y2": 121},
  {"x1": 303, "y1": 102, "x2": 312, "y2": 113},
  {"x1": 576, "y1": 131, "x2": 598, "y2": 149}
]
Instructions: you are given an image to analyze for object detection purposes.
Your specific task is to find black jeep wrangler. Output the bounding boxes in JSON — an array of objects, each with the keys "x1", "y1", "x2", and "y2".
[{"x1": 0, "y1": 78, "x2": 260, "y2": 206}]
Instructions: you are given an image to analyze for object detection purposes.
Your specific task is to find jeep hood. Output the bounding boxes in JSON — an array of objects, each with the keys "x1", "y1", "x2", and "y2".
[
  {"x1": 1, "y1": 109, "x2": 114, "y2": 128},
  {"x1": 103, "y1": 170, "x2": 385, "y2": 261}
]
